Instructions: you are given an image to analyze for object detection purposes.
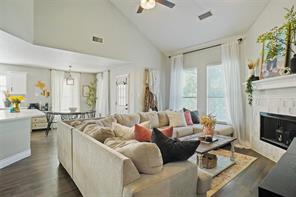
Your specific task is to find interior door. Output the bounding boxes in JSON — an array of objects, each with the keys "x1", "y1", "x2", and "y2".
[{"x1": 115, "y1": 74, "x2": 129, "y2": 114}]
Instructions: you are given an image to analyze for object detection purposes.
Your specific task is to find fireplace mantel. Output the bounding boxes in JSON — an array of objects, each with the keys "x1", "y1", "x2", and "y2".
[{"x1": 252, "y1": 74, "x2": 296, "y2": 91}]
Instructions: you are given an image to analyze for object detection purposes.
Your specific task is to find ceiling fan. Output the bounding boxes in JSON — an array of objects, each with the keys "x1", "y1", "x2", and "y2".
[{"x1": 137, "y1": 0, "x2": 175, "y2": 14}]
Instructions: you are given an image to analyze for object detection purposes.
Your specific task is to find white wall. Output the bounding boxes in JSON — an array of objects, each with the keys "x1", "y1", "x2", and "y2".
[
  {"x1": 0, "y1": 64, "x2": 96, "y2": 111},
  {"x1": 244, "y1": 0, "x2": 295, "y2": 137},
  {"x1": 0, "y1": 0, "x2": 34, "y2": 43},
  {"x1": 33, "y1": 0, "x2": 165, "y2": 67}
]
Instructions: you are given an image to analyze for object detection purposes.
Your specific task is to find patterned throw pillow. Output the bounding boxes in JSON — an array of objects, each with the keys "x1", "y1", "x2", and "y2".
[
  {"x1": 151, "y1": 128, "x2": 200, "y2": 164},
  {"x1": 166, "y1": 111, "x2": 187, "y2": 127}
]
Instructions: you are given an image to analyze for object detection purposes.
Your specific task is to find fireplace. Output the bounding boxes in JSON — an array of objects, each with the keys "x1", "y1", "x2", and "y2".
[{"x1": 260, "y1": 112, "x2": 296, "y2": 150}]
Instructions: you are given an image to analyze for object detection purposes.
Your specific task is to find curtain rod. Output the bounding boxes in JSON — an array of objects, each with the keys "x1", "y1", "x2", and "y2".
[{"x1": 168, "y1": 38, "x2": 243, "y2": 58}]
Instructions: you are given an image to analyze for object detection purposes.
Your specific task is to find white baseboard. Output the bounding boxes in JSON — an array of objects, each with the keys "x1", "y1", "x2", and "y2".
[{"x1": 0, "y1": 149, "x2": 31, "y2": 169}]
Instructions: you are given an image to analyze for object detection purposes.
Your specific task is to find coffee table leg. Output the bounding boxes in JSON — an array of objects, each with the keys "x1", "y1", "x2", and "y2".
[
  {"x1": 197, "y1": 153, "x2": 203, "y2": 168},
  {"x1": 230, "y1": 142, "x2": 235, "y2": 161}
]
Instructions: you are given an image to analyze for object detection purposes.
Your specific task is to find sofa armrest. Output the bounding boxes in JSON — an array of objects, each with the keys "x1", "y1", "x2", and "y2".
[
  {"x1": 123, "y1": 161, "x2": 197, "y2": 197},
  {"x1": 71, "y1": 129, "x2": 140, "y2": 197}
]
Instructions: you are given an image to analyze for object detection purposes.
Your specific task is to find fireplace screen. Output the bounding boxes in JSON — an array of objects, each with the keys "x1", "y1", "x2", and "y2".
[{"x1": 260, "y1": 112, "x2": 296, "y2": 149}]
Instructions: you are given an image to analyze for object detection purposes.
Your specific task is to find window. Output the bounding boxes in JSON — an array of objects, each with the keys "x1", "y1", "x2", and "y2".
[
  {"x1": 207, "y1": 65, "x2": 228, "y2": 122},
  {"x1": 181, "y1": 68, "x2": 197, "y2": 110},
  {"x1": 0, "y1": 74, "x2": 7, "y2": 108}
]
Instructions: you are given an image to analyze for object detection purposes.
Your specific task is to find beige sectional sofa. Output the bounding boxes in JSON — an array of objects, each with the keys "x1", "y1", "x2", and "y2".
[{"x1": 57, "y1": 111, "x2": 232, "y2": 197}]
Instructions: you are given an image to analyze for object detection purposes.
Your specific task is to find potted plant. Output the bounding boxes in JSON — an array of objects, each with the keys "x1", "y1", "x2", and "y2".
[
  {"x1": 245, "y1": 59, "x2": 259, "y2": 105},
  {"x1": 8, "y1": 95, "x2": 25, "y2": 112},
  {"x1": 200, "y1": 114, "x2": 216, "y2": 137}
]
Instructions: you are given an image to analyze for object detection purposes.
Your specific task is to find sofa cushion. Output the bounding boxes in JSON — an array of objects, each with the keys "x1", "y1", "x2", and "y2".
[
  {"x1": 152, "y1": 128, "x2": 200, "y2": 164},
  {"x1": 104, "y1": 137, "x2": 139, "y2": 149},
  {"x1": 114, "y1": 113, "x2": 140, "y2": 127},
  {"x1": 75, "y1": 119, "x2": 97, "y2": 131},
  {"x1": 117, "y1": 142, "x2": 163, "y2": 175},
  {"x1": 139, "y1": 111, "x2": 159, "y2": 128},
  {"x1": 134, "y1": 124, "x2": 173, "y2": 142},
  {"x1": 193, "y1": 124, "x2": 234, "y2": 136},
  {"x1": 173, "y1": 126, "x2": 194, "y2": 138},
  {"x1": 183, "y1": 108, "x2": 200, "y2": 124},
  {"x1": 166, "y1": 111, "x2": 187, "y2": 127},
  {"x1": 112, "y1": 121, "x2": 151, "y2": 140},
  {"x1": 158, "y1": 111, "x2": 169, "y2": 127},
  {"x1": 83, "y1": 124, "x2": 115, "y2": 142}
]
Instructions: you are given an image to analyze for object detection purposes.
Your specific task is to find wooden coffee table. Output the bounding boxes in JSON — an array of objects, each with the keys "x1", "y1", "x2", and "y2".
[{"x1": 180, "y1": 134, "x2": 237, "y2": 177}]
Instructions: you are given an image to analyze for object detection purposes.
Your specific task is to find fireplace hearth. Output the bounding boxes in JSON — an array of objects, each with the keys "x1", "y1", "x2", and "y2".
[{"x1": 260, "y1": 112, "x2": 296, "y2": 150}]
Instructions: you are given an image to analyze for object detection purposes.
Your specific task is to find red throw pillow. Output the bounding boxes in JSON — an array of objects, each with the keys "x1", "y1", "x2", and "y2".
[
  {"x1": 184, "y1": 111, "x2": 193, "y2": 125},
  {"x1": 159, "y1": 127, "x2": 173, "y2": 138},
  {"x1": 134, "y1": 124, "x2": 151, "y2": 142},
  {"x1": 134, "y1": 124, "x2": 173, "y2": 142}
]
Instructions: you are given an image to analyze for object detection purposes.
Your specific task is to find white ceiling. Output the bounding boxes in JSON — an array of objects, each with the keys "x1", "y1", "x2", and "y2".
[
  {"x1": 0, "y1": 30, "x2": 124, "y2": 73},
  {"x1": 109, "y1": 0, "x2": 270, "y2": 54}
]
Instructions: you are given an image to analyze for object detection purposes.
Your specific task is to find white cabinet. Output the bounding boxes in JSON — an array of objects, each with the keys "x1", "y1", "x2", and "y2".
[{"x1": 7, "y1": 72, "x2": 27, "y2": 95}]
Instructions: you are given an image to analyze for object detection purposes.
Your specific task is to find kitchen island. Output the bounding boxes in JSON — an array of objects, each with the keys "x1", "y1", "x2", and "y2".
[{"x1": 0, "y1": 109, "x2": 45, "y2": 169}]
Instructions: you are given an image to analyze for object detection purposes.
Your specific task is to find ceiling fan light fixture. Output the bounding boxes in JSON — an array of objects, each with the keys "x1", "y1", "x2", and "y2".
[{"x1": 140, "y1": 0, "x2": 156, "y2": 10}]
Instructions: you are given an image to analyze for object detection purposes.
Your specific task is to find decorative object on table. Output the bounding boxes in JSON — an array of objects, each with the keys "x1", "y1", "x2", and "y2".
[
  {"x1": 8, "y1": 95, "x2": 25, "y2": 113},
  {"x1": 245, "y1": 60, "x2": 260, "y2": 105},
  {"x1": 200, "y1": 114, "x2": 216, "y2": 137},
  {"x1": 202, "y1": 153, "x2": 217, "y2": 169},
  {"x1": 35, "y1": 80, "x2": 50, "y2": 97},
  {"x1": 198, "y1": 136, "x2": 218, "y2": 144},
  {"x1": 65, "y1": 65, "x2": 75, "y2": 85},
  {"x1": 85, "y1": 80, "x2": 96, "y2": 110},
  {"x1": 257, "y1": 6, "x2": 296, "y2": 78},
  {"x1": 69, "y1": 107, "x2": 77, "y2": 113},
  {"x1": 3, "y1": 90, "x2": 11, "y2": 107}
]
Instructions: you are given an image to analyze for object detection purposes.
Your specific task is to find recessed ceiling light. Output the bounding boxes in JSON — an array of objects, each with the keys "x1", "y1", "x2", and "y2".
[{"x1": 198, "y1": 11, "x2": 213, "y2": 20}]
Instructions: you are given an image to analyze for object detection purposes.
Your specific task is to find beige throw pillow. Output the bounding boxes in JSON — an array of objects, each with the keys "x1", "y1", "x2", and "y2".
[
  {"x1": 83, "y1": 124, "x2": 115, "y2": 142},
  {"x1": 116, "y1": 142, "x2": 163, "y2": 174},
  {"x1": 139, "y1": 111, "x2": 159, "y2": 128},
  {"x1": 104, "y1": 137, "x2": 139, "y2": 149},
  {"x1": 112, "y1": 121, "x2": 151, "y2": 140},
  {"x1": 114, "y1": 113, "x2": 140, "y2": 127},
  {"x1": 166, "y1": 111, "x2": 187, "y2": 127},
  {"x1": 158, "y1": 111, "x2": 169, "y2": 127}
]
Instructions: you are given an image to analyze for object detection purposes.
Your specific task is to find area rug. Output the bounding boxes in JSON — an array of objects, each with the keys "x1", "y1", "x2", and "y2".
[{"x1": 189, "y1": 149, "x2": 257, "y2": 197}]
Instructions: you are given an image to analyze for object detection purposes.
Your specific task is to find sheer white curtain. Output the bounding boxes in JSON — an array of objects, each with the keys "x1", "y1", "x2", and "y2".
[
  {"x1": 96, "y1": 70, "x2": 109, "y2": 117},
  {"x1": 51, "y1": 70, "x2": 80, "y2": 112},
  {"x1": 222, "y1": 41, "x2": 249, "y2": 147},
  {"x1": 169, "y1": 54, "x2": 184, "y2": 111}
]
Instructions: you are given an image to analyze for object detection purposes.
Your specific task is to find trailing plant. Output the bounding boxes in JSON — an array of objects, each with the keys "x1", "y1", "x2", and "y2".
[
  {"x1": 246, "y1": 75, "x2": 256, "y2": 105},
  {"x1": 86, "y1": 81, "x2": 96, "y2": 110}
]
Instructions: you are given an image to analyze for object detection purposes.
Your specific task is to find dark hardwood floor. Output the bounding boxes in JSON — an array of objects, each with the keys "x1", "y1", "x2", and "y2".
[{"x1": 0, "y1": 130, "x2": 275, "y2": 197}]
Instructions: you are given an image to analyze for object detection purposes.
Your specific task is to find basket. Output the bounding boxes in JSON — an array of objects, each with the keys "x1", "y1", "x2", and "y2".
[{"x1": 202, "y1": 153, "x2": 217, "y2": 169}]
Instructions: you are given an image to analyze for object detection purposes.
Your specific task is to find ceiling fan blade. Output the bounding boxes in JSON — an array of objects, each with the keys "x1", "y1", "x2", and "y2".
[
  {"x1": 156, "y1": 0, "x2": 175, "y2": 8},
  {"x1": 137, "y1": 6, "x2": 144, "y2": 13}
]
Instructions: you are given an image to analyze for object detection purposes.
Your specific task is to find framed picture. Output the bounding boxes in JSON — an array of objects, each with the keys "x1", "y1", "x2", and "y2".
[
  {"x1": 82, "y1": 85, "x2": 89, "y2": 97},
  {"x1": 260, "y1": 29, "x2": 290, "y2": 78}
]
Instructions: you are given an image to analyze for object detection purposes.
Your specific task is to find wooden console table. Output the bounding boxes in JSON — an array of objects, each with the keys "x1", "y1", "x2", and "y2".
[{"x1": 44, "y1": 111, "x2": 96, "y2": 136}]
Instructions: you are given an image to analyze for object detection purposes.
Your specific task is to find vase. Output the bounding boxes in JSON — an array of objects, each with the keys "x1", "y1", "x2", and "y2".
[
  {"x1": 291, "y1": 54, "x2": 296, "y2": 74},
  {"x1": 203, "y1": 126, "x2": 214, "y2": 137},
  {"x1": 13, "y1": 102, "x2": 20, "y2": 113}
]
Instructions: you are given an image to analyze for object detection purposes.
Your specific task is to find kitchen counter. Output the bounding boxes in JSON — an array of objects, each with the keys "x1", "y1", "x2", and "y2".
[
  {"x1": 0, "y1": 109, "x2": 45, "y2": 122},
  {"x1": 0, "y1": 109, "x2": 45, "y2": 169}
]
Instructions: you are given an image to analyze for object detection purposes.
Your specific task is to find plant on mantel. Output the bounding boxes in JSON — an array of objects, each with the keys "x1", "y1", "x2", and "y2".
[{"x1": 257, "y1": 6, "x2": 296, "y2": 65}]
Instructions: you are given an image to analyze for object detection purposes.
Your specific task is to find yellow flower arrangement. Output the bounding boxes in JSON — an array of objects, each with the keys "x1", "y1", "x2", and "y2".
[
  {"x1": 8, "y1": 95, "x2": 25, "y2": 104},
  {"x1": 200, "y1": 114, "x2": 216, "y2": 129}
]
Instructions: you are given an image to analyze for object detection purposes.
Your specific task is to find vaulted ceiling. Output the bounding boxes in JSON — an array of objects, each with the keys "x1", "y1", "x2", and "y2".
[{"x1": 109, "y1": 0, "x2": 271, "y2": 54}]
